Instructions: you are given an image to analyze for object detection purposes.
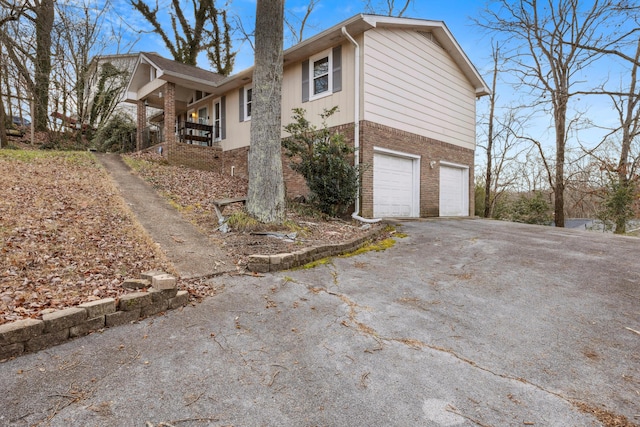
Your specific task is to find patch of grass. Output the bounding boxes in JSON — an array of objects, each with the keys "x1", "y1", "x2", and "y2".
[
  {"x1": 122, "y1": 156, "x2": 146, "y2": 171},
  {"x1": 226, "y1": 211, "x2": 261, "y2": 232},
  {"x1": 299, "y1": 257, "x2": 333, "y2": 269},
  {"x1": 340, "y1": 238, "x2": 397, "y2": 258},
  {"x1": 0, "y1": 149, "x2": 95, "y2": 167}
]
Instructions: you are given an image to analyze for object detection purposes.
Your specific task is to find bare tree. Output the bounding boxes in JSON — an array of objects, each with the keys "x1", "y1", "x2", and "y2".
[
  {"x1": 483, "y1": 42, "x2": 500, "y2": 217},
  {"x1": 607, "y1": 38, "x2": 640, "y2": 232},
  {"x1": 285, "y1": 0, "x2": 319, "y2": 44},
  {"x1": 0, "y1": 74, "x2": 6, "y2": 148},
  {"x1": 364, "y1": 0, "x2": 414, "y2": 16},
  {"x1": 0, "y1": 4, "x2": 22, "y2": 148},
  {"x1": 584, "y1": 37, "x2": 640, "y2": 232},
  {"x1": 246, "y1": 0, "x2": 286, "y2": 223},
  {"x1": 0, "y1": 0, "x2": 55, "y2": 132},
  {"x1": 478, "y1": 0, "x2": 633, "y2": 227},
  {"x1": 129, "y1": 0, "x2": 235, "y2": 74}
]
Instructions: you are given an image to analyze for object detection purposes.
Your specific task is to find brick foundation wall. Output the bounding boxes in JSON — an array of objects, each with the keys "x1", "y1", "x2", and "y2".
[
  {"x1": 221, "y1": 146, "x2": 249, "y2": 178},
  {"x1": 359, "y1": 121, "x2": 475, "y2": 218},
  {"x1": 167, "y1": 142, "x2": 224, "y2": 172},
  {"x1": 162, "y1": 121, "x2": 474, "y2": 217},
  {"x1": 165, "y1": 143, "x2": 309, "y2": 200}
]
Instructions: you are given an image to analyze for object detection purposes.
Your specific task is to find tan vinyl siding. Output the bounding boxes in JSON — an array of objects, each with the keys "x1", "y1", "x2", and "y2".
[
  {"x1": 363, "y1": 29, "x2": 477, "y2": 150},
  {"x1": 281, "y1": 43, "x2": 355, "y2": 133},
  {"x1": 220, "y1": 88, "x2": 251, "y2": 151}
]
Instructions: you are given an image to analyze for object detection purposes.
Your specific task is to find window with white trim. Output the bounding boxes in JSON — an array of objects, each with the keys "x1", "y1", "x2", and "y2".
[
  {"x1": 310, "y1": 50, "x2": 331, "y2": 99},
  {"x1": 302, "y1": 45, "x2": 342, "y2": 103},
  {"x1": 244, "y1": 86, "x2": 252, "y2": 120},
  {"x1": 214, "y1": 100, "x2": 221, "y2": 141}
]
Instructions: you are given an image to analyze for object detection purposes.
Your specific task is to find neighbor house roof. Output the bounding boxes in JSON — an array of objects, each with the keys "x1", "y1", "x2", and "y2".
[{"x1": 125, "y1": 14, "x2": 490, "y2": 102}]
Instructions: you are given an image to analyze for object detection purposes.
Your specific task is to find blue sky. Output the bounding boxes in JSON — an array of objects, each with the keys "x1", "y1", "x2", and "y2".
[
  {"x1": 110, "y1": 0, "x2": 632, "y2": 157},
  {"x1": 116, "y1": 0, "x2": 492, "y2": 76}
]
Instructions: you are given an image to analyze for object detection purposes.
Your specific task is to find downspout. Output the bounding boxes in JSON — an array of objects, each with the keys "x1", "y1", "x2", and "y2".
[{"x1": 341, "y1": 26, "x2": 381, "y2": 224}]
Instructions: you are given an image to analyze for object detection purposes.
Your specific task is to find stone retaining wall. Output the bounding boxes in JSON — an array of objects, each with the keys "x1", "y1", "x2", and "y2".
[{"x1": 0, "y1": 272, "x2": 188, "y2": 360}]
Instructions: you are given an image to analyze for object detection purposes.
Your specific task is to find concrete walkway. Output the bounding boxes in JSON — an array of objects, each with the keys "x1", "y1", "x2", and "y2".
[{"x1": 96, "y1": 153, "x2": 237, "y2": 279}]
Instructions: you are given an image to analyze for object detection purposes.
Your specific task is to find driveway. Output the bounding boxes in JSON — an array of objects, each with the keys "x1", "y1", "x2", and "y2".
[{"x1": 0, "y1": 219, "x2": 638, "y2": 426}]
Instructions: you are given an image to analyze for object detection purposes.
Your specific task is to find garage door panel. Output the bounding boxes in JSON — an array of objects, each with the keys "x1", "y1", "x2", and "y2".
[{"x1": 373, "y1": 153, "x2": 417, "y2": 217}]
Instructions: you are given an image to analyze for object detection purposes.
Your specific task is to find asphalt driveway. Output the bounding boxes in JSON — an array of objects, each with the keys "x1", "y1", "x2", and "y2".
[{"x1": 0, "y1": 219, "x2": 638, "y2": 426}]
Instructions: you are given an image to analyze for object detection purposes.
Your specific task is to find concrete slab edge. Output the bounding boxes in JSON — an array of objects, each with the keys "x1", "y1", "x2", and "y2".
[
  {"x1": 0, "y1": 273, "x2": 189, "y2": 361},
  {"x1": 247, "y1": 226, "x2": 389, "y2": 273}
]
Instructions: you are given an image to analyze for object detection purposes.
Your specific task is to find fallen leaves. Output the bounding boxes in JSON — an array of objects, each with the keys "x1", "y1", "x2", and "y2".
[
  {"x1": 125, "y1": 151, "x2": 386, "y2": 266},
  {"x1": 0, "y1": 149, "x2": 385, "y2": 325},
  {"x1": 0, "y1": 151, "x2": 173, "y2": 325}
]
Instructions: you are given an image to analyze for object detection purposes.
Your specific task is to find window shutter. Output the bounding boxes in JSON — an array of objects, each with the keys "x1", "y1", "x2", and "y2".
[
  {"x1": 301, "y1": 59, "x2": 309, "y2": 103},
  {"x1": 238, "y1": 87, "x2": 244, "y2": 122},
  {"x1": 332, "y1": 45, "x2": 342, "y2": 93},
  {"x1": 221, "y1": 96, "x2": 226, "y2": 140}
]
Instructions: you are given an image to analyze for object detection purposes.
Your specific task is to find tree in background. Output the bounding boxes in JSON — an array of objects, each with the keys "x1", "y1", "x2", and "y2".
[
  {"x1": 364, "y1": 0, "x2": 414, "y2": 16},
  {"x1": 246, "y1": 0, "x2": 286, "y2": 224},
  {"x1": 604, "y1": 37, "x2": 640, "y2": 233},
  {"x1": 478, "y1": 0, "x2": 634, "y2": 227},
  {"x1": 129, "y1": 0, "x2": 235, "y2": 74},
  {"x1": 55, "y1": 1, "x2": 110, "y2": 137},
  {"x1": 0, "y1": 0, "x2": 54, "y2": 132},
  {"x1": 285, "y1": 0, "x2": 319, "y2": 44},
  {"x1": 482, "y1": 42, "x2": 500, "y2": 218},
  {"x1": 88, "y1": 62, "x2": 131, "y2": 135}
]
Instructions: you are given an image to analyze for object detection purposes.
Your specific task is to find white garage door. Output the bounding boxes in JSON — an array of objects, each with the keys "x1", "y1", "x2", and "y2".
[
  {"x1": 439, "y1": 164, "x2": 469, "y2": 216},
  {"x1": 373, "y1": 152, "x2": 418, "y2": 217}
]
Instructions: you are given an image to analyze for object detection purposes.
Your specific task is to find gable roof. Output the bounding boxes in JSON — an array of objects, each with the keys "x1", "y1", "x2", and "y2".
[
  {"x1": 141, "y1": 52, "x2": 226, "y2": 86},
  {"x1": 125, "y1": 14, "x2": 490, "y2": 103}
]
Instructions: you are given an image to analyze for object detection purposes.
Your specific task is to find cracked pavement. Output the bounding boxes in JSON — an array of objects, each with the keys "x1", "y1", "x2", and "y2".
[{"x1": 0, "y1": 219, "x2": 638, "y2": 426}]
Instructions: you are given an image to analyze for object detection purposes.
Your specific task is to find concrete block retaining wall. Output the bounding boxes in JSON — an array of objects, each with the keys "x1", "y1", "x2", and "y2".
[
  {"x1": 1, "y1": 228, "x2": 386, "y2": 360},
  {"x1": 0, "y1": 273, "x2": 188, "y2": 360},
  {"x1": 247, "y1": 226, "x2": 386, "y2": 273}
]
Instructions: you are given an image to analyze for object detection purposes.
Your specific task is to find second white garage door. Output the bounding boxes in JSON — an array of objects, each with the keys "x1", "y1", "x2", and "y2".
[
  {"x1": 373, "y1": 151, "x2": 419, "y2": 217},
  {"x1": 439, "y1": 164, "x2": 469, "y2": 216}
]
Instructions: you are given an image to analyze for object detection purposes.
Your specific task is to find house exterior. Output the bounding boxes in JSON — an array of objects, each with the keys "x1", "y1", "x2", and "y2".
[{"x1": 124, "y1": 14, "x2": 490, "y2": 218}]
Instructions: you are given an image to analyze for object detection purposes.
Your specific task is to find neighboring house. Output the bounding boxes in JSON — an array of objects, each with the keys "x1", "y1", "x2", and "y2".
[
  {"x1": 84, "y1": 53, "x2": 139, "y2": 127},
  {"x1": 124, "y1": 14, "x2": 490, "y2": 219}
]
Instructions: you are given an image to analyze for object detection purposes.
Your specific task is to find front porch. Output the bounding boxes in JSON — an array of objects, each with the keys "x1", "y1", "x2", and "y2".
[{"x1": 136, "y1": 82, "x2": 218, "y2": 150}]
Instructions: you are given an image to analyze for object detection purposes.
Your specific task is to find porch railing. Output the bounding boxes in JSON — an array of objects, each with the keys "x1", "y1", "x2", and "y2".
[{"x1": 179, "y1": 121, "x2": 215, "y2": 147}]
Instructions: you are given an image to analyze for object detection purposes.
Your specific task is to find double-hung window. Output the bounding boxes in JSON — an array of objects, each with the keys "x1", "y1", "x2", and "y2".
[
  {"x1": 312, "y1": 55, "x2": 330, "y2": 97},
  {"x1": 214, "y1": 100, "x2": 221, "y2": 141},
  {"x1": 245, "y1": 87, "x2": 252, "y2": 119},
  {"x1": 302, "y1": 45, "x2": 342, "y2": 103},
  {"x1": 239, "y1": 85, "x2": 252, "y2": 122}
]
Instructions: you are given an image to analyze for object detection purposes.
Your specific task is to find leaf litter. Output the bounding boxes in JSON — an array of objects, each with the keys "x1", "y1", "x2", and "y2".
[{"x1": 1, "y1": 150, "x2": 384, "y2": 325}]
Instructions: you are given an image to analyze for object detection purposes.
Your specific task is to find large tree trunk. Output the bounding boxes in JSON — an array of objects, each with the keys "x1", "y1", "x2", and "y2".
[
  {"x1": 33, "y1": 0, "x2": 54, "y2": 132},
  {"x1": 554, "y1": 93, "x2": 568, "y2": 228},
  {"x1": 484, "y1": 45, "x2": 499, "y2": 218},
  {"x1": 246, "y1": 0, "x2": 286, "y2": 224},
  {"x1": 0, "y1": 86, "x2": 7, "y2": 148}
]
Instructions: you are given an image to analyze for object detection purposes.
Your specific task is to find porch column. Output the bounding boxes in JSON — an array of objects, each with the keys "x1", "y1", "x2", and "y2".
[
  {"x1": 163, "y1": 82, "x2": 176, "y2": 148},
  {"x1": 136, "y1": 99, "x2": 146, "y2": 152}
]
